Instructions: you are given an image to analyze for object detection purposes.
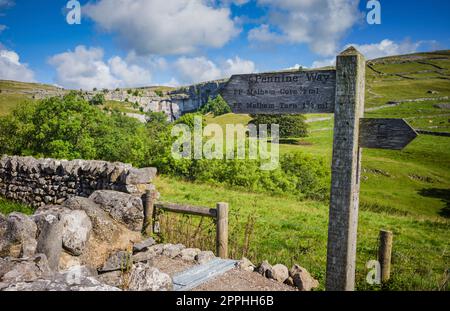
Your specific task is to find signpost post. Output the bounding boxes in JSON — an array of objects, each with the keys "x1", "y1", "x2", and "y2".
[{"x1": 220, "y1": 46, "x2": 418, "y2": 291}]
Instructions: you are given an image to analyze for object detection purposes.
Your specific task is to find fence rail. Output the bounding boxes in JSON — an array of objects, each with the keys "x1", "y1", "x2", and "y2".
[{"x1": 142, "y1": 190, "x2": 229, "y2": 259}]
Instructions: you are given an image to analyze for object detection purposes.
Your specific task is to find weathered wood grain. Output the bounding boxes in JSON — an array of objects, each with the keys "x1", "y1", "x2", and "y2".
[
  {"x1": 220, "y1": 70, "x2": 336, "y2": 114},
  {"x1": 378, "y1": 230, "x2": 393, "y2": 283},
  {"x1": 143, "y1": 190, "x2": 154, "y2": 235},
  {"x1": 326, "y1": 46, "x2": 366, "y2": 291},
  {"x1": 359, "y1": 118, "x2": 418, "y2": 150},
  {"x1": 154, "y1": 202, "x2": 217, "y2": 218},
  {"x1": 216, "y1": 202, "x2": 229, "y2": 259}
]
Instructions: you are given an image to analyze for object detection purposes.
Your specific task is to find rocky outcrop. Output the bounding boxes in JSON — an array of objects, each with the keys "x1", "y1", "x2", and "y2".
[
  {"x1": 267, "y1": 264, "x2": 289, "y2": 283},
  {"x1": 89, "y1": 190, "x2": 144, "y2": 231},
  {"x1": 290, "y1": 264, "x2": 319, "y2": 291},
  {"x1": 1, "y1": 265, "x2": 121, "y2": 291},
  {"x1": 195, "y1": 251, "x2": 216, "y2": 265},
  {"x1": 0, "y1": 155, "x2": 156, "y2": 208},
  {"x1": 0, "y1": 212, "x2": 37, "y2": 258},
  {"x1": 128, "y1": 263, "x2": 173, "y2": 291}
]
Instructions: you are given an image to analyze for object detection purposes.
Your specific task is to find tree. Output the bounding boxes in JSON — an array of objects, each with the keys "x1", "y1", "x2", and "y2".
[
  {"x1": 174, "y1": 113, "x2": 205, "y2": 130},
  {"x1": 200, "y1": 95, "x2": 231, "y2": 117},
  {"x1": 89, "y1": 93, "x2": 105, "y2": 106},
  {"x1": 249, "y1": 114, "x2": 308, "y2": 138},
  {"x1": 0, "y1": 92, "x2": 150, "y2": 167}
]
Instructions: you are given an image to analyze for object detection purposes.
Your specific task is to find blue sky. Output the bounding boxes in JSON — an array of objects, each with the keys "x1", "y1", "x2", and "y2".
[{"x1": 0, "y1": 0, "x2": 449, "y2": 89}]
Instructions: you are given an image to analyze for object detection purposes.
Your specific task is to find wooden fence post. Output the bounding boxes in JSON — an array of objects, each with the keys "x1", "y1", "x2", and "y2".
[
  {"x1": 216, "y1": 202, "x2": 229, "y2": 259},
  {"x1": 143, "y1": 190, "x2": 154, "y2": 235},
  {"x1": 326, "y1": 47, "x2": 366, "y2": 291},
  {"x1": 378, "y1": 230, "x2": 393, "y2": 283}
]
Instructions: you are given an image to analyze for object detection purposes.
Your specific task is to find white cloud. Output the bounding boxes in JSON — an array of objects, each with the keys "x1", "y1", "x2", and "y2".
[
  {"x1": 222, "y1": 56, "x2": 256, "y2": 77},
  {"x1": 344, "y1": 39, "x2": 423, "y2": 60},
  {"x1": 311, "y1": 58, "x2": 335, "y2": 68},
  {"x1": 310, "y1": 39, "x2": 428, "y2": 68},
  {"x1": 108, "y1": 56, "x2": 152, "y2": 88},
  {"x1": 286, "y1": 64, "x2": 305, "y2": 70},
  {"x1": 175, "y1": 57, "x2": 222, "y2": 84},
  {"x1": 49, "y1": 46, "x2": 151, "y2": 90},
  {"x1": 84, "y1": 0, "x2": 240, "y2": 55},
  {"x1": 0, "y1": 48, "x2": 35, "y2": 82},
  {"x1": 174, "y1": 56, "x2": 255, "y2": 84},
  {"x1": 250, "y1": 0, "x2": 362, "y2": 56},
  {"x1": 248, "y1": 24, "x2": 284, "y2": 44}
]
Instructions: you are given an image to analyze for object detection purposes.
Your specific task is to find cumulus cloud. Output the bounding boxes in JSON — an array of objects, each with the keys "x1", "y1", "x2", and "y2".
[
  {"x1": 248, "y1": 24, "x2": 284, "y2": 44},
  {"x1": 84, "y1": 0, "x2": 240, "y2": 55},
  {"x1": 249, "y1": 0, "x2": 362, "y2": 56},
  {"x1": 0, "y1": 47, "x2": 35, "y2": 82},
  {"x1": 222, "y1": 56, "x2": 256, "y2": 77},
  {"x1": 310, "y1": 39, "x2": 429, "y2": 68},
  {"x1": 174, "y1": 57, "x2": 222, "y2": 84},
  {"x1": 174, "y1": 56, "x2": 255, "y2": 84},
  {"x1": 311, "y1": 58, "x2": 335, "y2": 68},
  {"x1": 49, "y1": 46, "x2": 151, "y2": 90}
]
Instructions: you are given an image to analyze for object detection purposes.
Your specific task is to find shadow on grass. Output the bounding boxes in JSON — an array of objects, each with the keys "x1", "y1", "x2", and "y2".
[{"x1": 418, "y1": 188, "x2": 450, "y2": 218}]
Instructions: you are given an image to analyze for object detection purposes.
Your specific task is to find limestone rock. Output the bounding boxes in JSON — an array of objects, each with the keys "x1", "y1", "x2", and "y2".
[
  {"x1": 63, "y1": 196, "x2": 141, "y2": 268},
  {"x1": 256, "y1": 260, "x2": 273, "y2": 278},
  {"x1": 59, "y1": 252, "x2": 82, "y2": 270},
  {"x1": 61, "y1": 210, "x2": 92, "y2": 256},
  {"x1": 63, "y1": 197, "x2": 118, "y2": 240},
  {"x1": 180, "y1": 248, "x2": 201, "y2": 262},
  {"x1": 290, "y1": 264, "x2": 319, "y2": 291},
  {"x1": 284, "y1": 277, "x2": 295, "y2": 287},
  {"x1": 195, "y1": 251, "x2": 216, "y2": 265},
  {"x1": 125, "y1": 167, "x2": 157, "y2": 184},
  {"x1": 2, "y1": 265, "x2": 121, "y2": 291},
  {"x1": 33, "y1": 209, "x2": 65, "y2": 271},
  {"x1": 133, "y1": 237, "x2": 156, "y2": 253},
  {"x1": 127, "y1": 263, "x2": 172, "y2": 291},
  {"x1": 97, "y1": 271, "x2": 124, "y2": 288},
  {"x1": 162, "y1": 243, "x2": 185, "y2": 258},
  {"x1": 142, "y1": 244, "x2": 164, "y2": 256},
  {"x1": 99, "y1": 251, "x2": 132, "y2": 273},
  {"x1": 267, "y1": 264, "x2": 289, "y2": 283},
  {"x1": 236, "y1": 257, "x2": 255, "y2": 272},
  {"x1": 89, "y1": 190, "x2": 144, "y2": 231},
  {"x1": 0, "y1": 213, "x2": 6, "y2": 237},
  {"x1": 132, "y1": 249, "x2": 156, "y2": 264},
  {"x1": 0, "y1": 254, "x2": 52, "y2": 285},
  {"x1": 0, "y1": 212, "x2": 37, "y2": 258}
]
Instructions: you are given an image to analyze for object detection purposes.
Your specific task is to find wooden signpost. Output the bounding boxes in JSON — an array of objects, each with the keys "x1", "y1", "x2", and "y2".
[{"x1": 220, "y1": 46, "x2": 418, "y2": 291}]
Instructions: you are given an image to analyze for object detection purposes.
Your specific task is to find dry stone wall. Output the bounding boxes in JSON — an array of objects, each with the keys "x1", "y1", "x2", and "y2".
[{"x1": 0, "y1": 155, "x2": 156, "y2": 208}]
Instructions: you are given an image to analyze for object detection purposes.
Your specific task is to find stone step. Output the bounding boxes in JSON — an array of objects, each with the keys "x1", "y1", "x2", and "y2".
[{"x1": 172, "y1": 258, "x2": 237, "y2": 291}]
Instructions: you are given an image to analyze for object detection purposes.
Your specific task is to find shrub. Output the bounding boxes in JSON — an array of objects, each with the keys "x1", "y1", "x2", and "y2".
[
  {"x1": 174, "y1": 113, "x2": 205, "y2": 130},
  {"x1": 200, "y1": 95, "x2": 231, "y2": 117},
  {"x1": 0, "y1": 92, "x2": 150, "y2": 167},
  {"x1": 89, "y1": 93, "x2": 105, "y2": 106},
  {"x1": 249, "y1": 114, "x2": 308, "y2": 138}
]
